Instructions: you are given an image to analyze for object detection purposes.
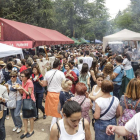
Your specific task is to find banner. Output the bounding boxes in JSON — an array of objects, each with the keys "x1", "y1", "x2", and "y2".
[
  {"x1": 0, "y1": 22, "x2": 3, "y2": 41},
  {"x1": 0, "y1": 41, "x2": 33, "y2": 48}
]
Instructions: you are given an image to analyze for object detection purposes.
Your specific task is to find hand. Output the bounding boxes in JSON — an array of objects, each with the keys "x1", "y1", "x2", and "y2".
[
  {"x1": 0, "y1": 97, "x2": 2, "y2": 101},
  {"x1": 4, "y1": 83, "x2": 8, "y2": 87},
  {"x1": 106, "y1": 125, "x2": 116, "y2": 136}
]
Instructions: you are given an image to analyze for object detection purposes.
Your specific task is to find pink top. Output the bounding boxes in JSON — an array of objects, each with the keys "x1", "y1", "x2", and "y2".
[
  {"x1": 22, "y1": 79, "x2": 36, "y2": 102},
  {"x1": 72, "y1": 95, "x2": 90, "y2": 122}
]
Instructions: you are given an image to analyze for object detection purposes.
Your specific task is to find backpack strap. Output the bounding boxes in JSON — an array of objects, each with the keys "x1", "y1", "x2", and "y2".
[
  {"x1": 124, "y1": 96, "x2": 128, "y2": 109},
  {"x1": 134, "y1": 99, "x2": 140, "y2": 110}
]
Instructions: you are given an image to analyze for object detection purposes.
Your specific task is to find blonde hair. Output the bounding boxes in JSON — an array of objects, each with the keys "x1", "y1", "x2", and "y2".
[
  {"x1": 61, "y1": 79, "x2": 72, "y2": 90},
  {"x1": 125, "y1": 78, "x2": 140, "y2": 100},
  {"x1": 103, "y1": 62, "x2": 113, "y2": 80}
]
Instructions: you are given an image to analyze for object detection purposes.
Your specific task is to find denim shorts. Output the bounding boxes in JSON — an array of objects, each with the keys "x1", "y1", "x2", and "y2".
[{"x1": 94, "y1": 117, "x2": 116, "y2": 140}]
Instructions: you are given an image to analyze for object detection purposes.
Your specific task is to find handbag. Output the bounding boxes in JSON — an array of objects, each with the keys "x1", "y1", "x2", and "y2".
[
  {"x1": 92, "y1": 96, "x2": 115, "y2": 127},
  {"x1": 22, "y1": 93, "x2": 35, "y2": 111},
  {"x1": 7, "y1": 99, "x2": 16, "y2": 109},
  {"x1": 7, "y1": 91, "x2": 17, "y2": 109}
]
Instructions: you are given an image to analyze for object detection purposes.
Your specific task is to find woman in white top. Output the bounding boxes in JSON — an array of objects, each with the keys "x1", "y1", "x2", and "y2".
[
  {"x1": 122, "y1": 53, "x2": 134, "y2": 79},
  {"x1": 94, "y1": 80, "x2": 120, "y2": 140},
  {"x1": 6, "y1": 71, "x2": 23, "y2": 133},
  {"x1": 49, "y1": 101, "x2": 92, "y2": 140},
  {"x1": 89, "y1": 74, "x2": 104, "y2": 114}
]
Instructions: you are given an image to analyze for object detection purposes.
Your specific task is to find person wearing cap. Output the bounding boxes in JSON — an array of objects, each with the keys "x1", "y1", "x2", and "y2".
[
  {"x1": 0, "y1": 61, "x2": 6, "y2": 85},
  {"x1": 6, "y1": 71, "x2": 22, "y2": 134}
]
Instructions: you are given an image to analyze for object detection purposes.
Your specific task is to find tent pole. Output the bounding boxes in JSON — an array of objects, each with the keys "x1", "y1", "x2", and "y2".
[{"x1": 44, "y1": 45, "x2": 49, "y2": 60}]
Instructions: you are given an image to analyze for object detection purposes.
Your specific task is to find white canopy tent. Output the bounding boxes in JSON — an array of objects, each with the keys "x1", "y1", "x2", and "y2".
[
  {"x1": 0, "y1": 43, "x2": 24, "y2": 58},
  {"x1": 103, "y1": 29, "x2": 140, "y2": 51}
]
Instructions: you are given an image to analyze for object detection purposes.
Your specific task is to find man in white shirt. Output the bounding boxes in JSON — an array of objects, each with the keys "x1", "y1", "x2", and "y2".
[
  {"x1": 83, "y1": 51, "x2": 93, "y2": 69},
  {"x1": 106, "y1": 112, "x2": 140, "y2": 140},
  {"x1": 43, "y1": 59, "x2": 65, "y2": 131},
  {"x1": 78, "y1": 52, "x2": 84, "y2": 65},
  {"x1": 78, "y1": 59, "x2": 83, "y2": 72}
]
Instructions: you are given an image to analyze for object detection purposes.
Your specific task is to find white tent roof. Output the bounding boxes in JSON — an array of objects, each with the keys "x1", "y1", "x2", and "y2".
[
  {"x1": 103, "y1": 29, "x2": 140, "y2": 51},
  {"x1": 0, "y1": 43, "x2": 24, "y2": 58}
]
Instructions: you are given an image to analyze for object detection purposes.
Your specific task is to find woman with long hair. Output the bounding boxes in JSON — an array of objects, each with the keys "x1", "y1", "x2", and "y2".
[
  {"x1": 99, "y1": 59, "x2": 107, "y2": 71},
  {"x1": 123, "y1": 53, "x2": 134, "y2": 79},
  {"x1": 79, "y1": 63, "x2": 90, "y2": 92},
  {"x1": 120, "y1": 78, "x2": 140, "y2": 115},
  {"x1": 103, "y1": 62, "x2": 113, "y2": 81},
  {"x1": 89, "y1": 74, "x2": 104, "y2": 114},
  {"x1": 31, "y1": 64, "x2": 46, "y2": 121},
  {"x1": 50, "y1": 101, "x2": 92, "y2": 140},
  {"x1": 90, "y1": 59, "x2": 98, "y2": 90},
  {"x1": 64, "y1": 63, "x2": 78, "y2": 94}
]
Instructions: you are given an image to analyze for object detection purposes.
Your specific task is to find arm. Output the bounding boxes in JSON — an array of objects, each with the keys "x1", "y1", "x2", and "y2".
[
  {"x1": 106, "y1": 125, "x2": 130, "y2": 136},
  {"x1": 57, "y1": 101, "x2": 61, "y2": 114},
  {"x1": 89, "y1": 92, "x2": 103, "y2": 101},
  {"x1": 84, "y1": 119, "x2": 92, "y2": 140},
  {"x1": 42, "y1": 80, "x2": 48, "y2": 87},
  {"x1": 116, "y1": 104, "x2": 120, "y2": 118},
  {"x1": 93, "y1": 103, "x2": 101, "y2": 119},
  {"x1": 49, "y1": 124, "x2": 59, "y2": 140},
  {"x1": 90, "y1": 70, "x2": 96, "y2": 82},
  {"x1": 120, "y1": 106, "x2": 123, "y2": 116},
  {"x1": 0, "y1": 88, "x2": 9, "y2": 103}
]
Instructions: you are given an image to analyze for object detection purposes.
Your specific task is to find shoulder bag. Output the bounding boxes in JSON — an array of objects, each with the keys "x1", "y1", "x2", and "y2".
[
  {"x1": 22, "y1": 93, "x2": 35, "y2": 111},
  {"x1": 46, "y1": 70, "x2": 57, "y2": 93}
]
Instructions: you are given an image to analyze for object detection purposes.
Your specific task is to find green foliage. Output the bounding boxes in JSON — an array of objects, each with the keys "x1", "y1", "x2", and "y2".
[
  {"x1": 112, "y1": 0, "x2": 140, "y2": 33},
  {"x1": 1, "y1": 0, "x2": 110, "y2": 40}
]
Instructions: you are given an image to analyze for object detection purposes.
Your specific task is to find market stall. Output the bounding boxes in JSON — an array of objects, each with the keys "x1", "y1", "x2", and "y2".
[
  {"x1": 103, "y1": 29, "x2": 140, "y2": 51},
  {"x1": 0, "y1": 43, "x2": 24, "y2": 58}
]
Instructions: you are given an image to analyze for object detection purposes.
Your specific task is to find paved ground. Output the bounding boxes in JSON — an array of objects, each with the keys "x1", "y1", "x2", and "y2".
[{"x1": 5, "y1": 108, "x2": 124, "y2": 140}]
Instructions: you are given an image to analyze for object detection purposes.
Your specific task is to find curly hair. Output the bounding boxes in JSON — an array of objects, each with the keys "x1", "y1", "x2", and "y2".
[{"x1": 103, "y1": 62, "x2": 113, "y2": 80}]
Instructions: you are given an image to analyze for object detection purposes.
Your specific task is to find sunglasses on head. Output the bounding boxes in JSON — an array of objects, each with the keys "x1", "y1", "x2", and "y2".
[{"x1": 10, "y1": 76, "x2": 16, "y2": 78}]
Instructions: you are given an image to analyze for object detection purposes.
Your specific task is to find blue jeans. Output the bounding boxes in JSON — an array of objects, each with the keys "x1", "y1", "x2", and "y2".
[
  {"x1": 113, "y1": 84, "x2": 121, "y2": 100},
  {"x1": 94, "y1": 117, "x2": 116, "y2": 140},
  {"x1": 10, "y1": 100, "x2": 22, "y2": 128},
  {"x1": 0, "y1": 110, "x2": 6, "y2": 140},
  {"x1": 35, "y1": 93, "x2": 45, "y2": 117}
]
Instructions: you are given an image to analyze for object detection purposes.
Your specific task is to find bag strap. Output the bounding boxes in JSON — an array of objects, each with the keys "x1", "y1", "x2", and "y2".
[
  {"x1": 56, "y1": 122, "x2": 61, "y2": 134},
  {"x1": 100, "y1": 96, "x2": 114, "y2": 118},
  {"x1": 82, "y1": 118, "x2": 85, "y2": 130},
  {"x1": 48, "y1": 70, "x2": 57, "y2": 87},
  {"x1": 80, "y1": 97, "x2": 86, "y2": 106}
]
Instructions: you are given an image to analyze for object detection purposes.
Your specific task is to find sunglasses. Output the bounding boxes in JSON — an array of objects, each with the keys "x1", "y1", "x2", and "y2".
[{"x1": 10, "y1": 76, "x2": 16, "y2": 78}]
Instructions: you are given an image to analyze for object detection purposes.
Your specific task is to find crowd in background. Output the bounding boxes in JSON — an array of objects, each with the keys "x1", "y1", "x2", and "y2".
[{"x1": 0, "y1": 44, "x2": 140, "y2": 140}]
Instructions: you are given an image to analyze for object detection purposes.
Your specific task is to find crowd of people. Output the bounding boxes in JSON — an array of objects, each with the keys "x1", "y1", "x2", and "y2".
[{"x1": 0, "y1": 44, "x2": 140, "y2": 140}]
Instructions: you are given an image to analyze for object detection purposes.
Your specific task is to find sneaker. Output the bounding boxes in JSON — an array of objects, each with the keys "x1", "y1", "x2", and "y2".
[
  {"x1": 17, "y1": 128, "x2": 22, "y2": 133},
  {"x1": 43, "y1": 115, "x2": 46, "y2": 119},
  {"x1": 13, "y1": 127, "x2": 18, "y2": 132},
  {"x1": 6, "y1": 116, "x2": 9, "y2": 120}
]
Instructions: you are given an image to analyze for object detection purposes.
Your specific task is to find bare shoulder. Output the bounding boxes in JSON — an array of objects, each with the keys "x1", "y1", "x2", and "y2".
[{"x1": 51, "y1": 123, "x2": 58, "y2": 133}]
